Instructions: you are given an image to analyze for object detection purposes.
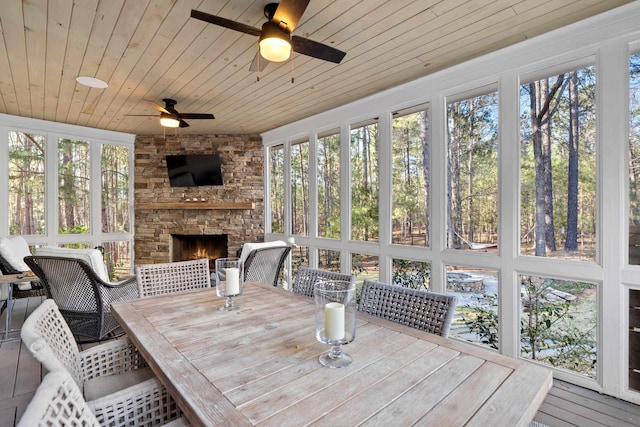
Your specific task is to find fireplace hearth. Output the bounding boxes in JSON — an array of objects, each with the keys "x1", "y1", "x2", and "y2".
[{"x1": 172, "y1": 234, "x2": 228, "y2": 269}]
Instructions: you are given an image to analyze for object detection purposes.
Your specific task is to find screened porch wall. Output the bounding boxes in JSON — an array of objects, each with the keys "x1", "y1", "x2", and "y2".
[{"x1": 260, "y1": 3, "x2": 640, "y2": 404}]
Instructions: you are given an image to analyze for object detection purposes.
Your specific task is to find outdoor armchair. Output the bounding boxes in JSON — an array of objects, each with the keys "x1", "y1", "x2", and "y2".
[
  {"x1": 358, "y1": 279, "x2": 457, "y2": 337},
  {"x1": 20, "y1": 299, "x2": 184, "y2": 426},
  {"x1": 243, "y1": 245, "x2": 291, "y2": 287},
  {"x1": 24, "y1": 255, "x2": 138, "y2": 342},
  {"x1": 292, "y1": 266, "x2": 356, "y2": 297}
]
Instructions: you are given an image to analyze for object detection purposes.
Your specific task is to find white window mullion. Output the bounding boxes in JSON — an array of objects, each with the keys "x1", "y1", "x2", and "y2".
[
  {"x1": 45, "y1": 133, "x2": 58, "y2": 243},
  {"x1": 340, "y1": 122, "x2": 351, "y2": 275},
  {"x1": 599, "y1": 40, "x2": 629, "y2": 397},
  {"x1": 430, "y1": 94, "x2": 447, "y2": 294},
  {"x1": 378, "y1": 111, "x2": 393, "y2": 282},
  {"x1": 498, "y1": 73, "x2": 521, "y2": 359}
]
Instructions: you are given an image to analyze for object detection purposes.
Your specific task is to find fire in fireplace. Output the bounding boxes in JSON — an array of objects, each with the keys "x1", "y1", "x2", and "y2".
[{"x1": 171, "y1": 234, "x2": 228, "y2": 269}]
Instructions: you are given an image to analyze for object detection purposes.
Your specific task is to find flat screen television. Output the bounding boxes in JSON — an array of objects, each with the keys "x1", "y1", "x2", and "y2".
[{"x1": 165, "y1": 154, "x2": 223, "y2": 187}]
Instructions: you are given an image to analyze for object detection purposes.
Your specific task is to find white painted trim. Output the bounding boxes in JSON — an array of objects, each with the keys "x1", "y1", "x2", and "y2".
[{"x1": 261, "y1": 2, "x2": 640, "y2": 403}]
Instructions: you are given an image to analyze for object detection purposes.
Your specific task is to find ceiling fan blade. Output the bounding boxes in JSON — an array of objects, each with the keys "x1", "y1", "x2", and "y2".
[
  {"x1": 272, "y1": 0, "x2": 310, "y2": 32},
  {"x1": 249, "y1": 52, "x2": 270, "y2": 72},
  {"x1": 145, "y1": 100, "x2": 171, "y2": 115},
  {"x1": 190, "y1": 10, "x2": 261, "y2": 37},
  {"x1": 292, "y1": 36, "x2": 346, "y2": 64},
  {"x1": 179, "y1": 120, "x2": 190, "y2": 128},
  {"x1": 180, "y1": 113, "x2": 215, "y2": 120}
]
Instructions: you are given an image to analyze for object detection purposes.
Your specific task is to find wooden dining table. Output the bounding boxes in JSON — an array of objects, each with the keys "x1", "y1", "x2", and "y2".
[{"x1": 111, "y1": 281, "x2": 552, "y2": 427}]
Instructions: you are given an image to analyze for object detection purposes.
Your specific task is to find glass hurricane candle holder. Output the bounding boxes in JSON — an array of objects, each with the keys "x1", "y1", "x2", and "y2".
[
  {"x1": 215, "y1": 257, "x2": 244, "y2": 311},
  {"x1": 314, "y1": 280, "x2": 357, "y2": 368}
]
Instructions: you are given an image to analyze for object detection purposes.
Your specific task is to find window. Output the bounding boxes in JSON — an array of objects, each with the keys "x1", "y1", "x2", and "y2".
[
  {"x1": 352, "y1": 253, "x2": 379, "y2": 285},
  {"x1": 392, "y1": 107, "x2": 430, "y2": 246},
  {"x1": 446, "y1": 91, "x2": 499, "y2": 251},
  {"x1": 519, "y1": 274, "x2": 597, "y2": 379},
  {"x1": 58, "y1": 138, "x2": 90, "y2": 235},
  {"x1": 8, "y1": 131, "x2": 46, "y2": 235},
  {"x1": 3, "y1": 119, "x2": 134, "y2": 277},
  {"x1": 520, "y1": 66, "x2": 597, "y2": 261},
  {"x1": 291, "y1": 139, "x2": 309, "y2": 236},
  {"x1": 318, "y1": 130, "x2": 340, "y2": 239},
  {"x1": 319, "y1": 249, "x2": 341, "y2": 271},
  {"x1": 270, "y1": 145, "x2": 285, "y2": 234},
  {"x1": 630, "y1": 52, "x2": 640, "y2": 264},
  {"x1": 102, "y1": 144, "x2": 131, "y2": 233},
  {"x1": 448, "y1": 266, "x2": 499, "y2": 351},
  {"x1": 392, "y1": 259, "x2": 430, "y2": 290},
  {"x1": 351, "y1": 121, "x2": 379, "y2": 242}
]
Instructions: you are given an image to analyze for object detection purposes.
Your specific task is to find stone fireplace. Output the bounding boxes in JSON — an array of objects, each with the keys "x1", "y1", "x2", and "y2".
[
  {"x1": 171, "y1": 234, "x2": 228, "y2": 269},
  {"x1": 134, "y1": 134, "x2": 264, "y2": 266}
]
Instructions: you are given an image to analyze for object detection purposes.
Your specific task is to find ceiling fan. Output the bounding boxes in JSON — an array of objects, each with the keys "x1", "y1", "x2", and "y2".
[
  {"x1": 129, "y1": 99, "x2": 215, "y2": 128},
  {"x1": 190, "y1": 1, "x2": 346, "y2": 72}
]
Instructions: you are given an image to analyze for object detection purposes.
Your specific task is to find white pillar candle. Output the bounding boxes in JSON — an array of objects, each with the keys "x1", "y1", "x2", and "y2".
[
  {"x1": 226, "y1": 267, "x2": 240, "y2": 295},
  {"x1": 325, "y1": 302, "x2": 345, "y2": 340}
]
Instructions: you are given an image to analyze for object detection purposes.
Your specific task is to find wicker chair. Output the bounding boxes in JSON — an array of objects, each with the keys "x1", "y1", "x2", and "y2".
[
  {"x1": 21, "y1": 299, "x2": 184, "y2": 426},
  {"x1": 358, "y1": 279, "x2": 457, "y2": 337},
  {"x1": 136, "y1": 258, "x2": 211, "y2": 298},
  {"x1": 18, "y1": 369, "x2": 100, "y2": 427},
  {"x1": 292, "y1": 266, "x2": 356, "y2": 297},
  {"x1": 243, "y1": 245, "x2": 292, "y2": 287},
  {"x1": 24, "y1": 255, "x2": 138, "y2": 343}
]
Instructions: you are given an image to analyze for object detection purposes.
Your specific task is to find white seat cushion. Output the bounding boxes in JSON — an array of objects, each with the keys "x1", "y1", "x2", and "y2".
[
  {"x1": 35, "y1": 246, "x2": 110, "y2": 282},
  {"x1": 83, "y1": 366, "x2": 154, "y2": 401},
  {"x1": 0, "y1": 236, "x2": 32, "y2": 272},
  {"x1": 238, "y1": 240, "x2": 288, "y2": 264}
]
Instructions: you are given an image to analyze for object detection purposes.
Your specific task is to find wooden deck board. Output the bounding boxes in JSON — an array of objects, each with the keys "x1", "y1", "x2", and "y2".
[{"x1": 1, "y1": 296, "x2": 640, "y2": 427}]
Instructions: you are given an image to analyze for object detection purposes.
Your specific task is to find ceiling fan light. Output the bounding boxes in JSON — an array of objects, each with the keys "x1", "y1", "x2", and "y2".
[
  {"x1": 160, "y1": 113, "x2": 180, "y2": 128},
  {"x1": 259, "y1": 22, "x2": 291, "y2": 62}
]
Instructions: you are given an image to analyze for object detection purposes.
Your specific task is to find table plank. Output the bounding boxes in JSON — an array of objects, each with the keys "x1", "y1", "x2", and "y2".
[{"x1": 112, "y1": 282, "x2": 552, "y2": 427}]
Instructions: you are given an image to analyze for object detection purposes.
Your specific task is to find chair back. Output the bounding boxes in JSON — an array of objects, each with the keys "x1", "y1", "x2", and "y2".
[
  {"x1": 24, "y1": 255, "x2": 136, "y2": 342},
  {"x1": 358, "y1": 279, "x2": 457, "y2": 337},
  {"x1": 136, "y1": 258, "x2": 211, "y2": 297},
  {"x1": 21, "y1": 299, "x2": 83, "y2": 388},
  {"x1": 244, "y1": 246, "x2": 291, "y2": 287},
  {"x1": 293, "y1": 266, "x2": 356, "y2": 297},
  {"x1": 18, "y1": 369, "x2": 98, "y2": 427}
]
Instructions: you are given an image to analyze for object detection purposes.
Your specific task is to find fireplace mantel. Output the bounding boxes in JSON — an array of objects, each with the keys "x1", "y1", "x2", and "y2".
[{"x1": 136, "y1": 202, "x2": 254, "y2": 210}]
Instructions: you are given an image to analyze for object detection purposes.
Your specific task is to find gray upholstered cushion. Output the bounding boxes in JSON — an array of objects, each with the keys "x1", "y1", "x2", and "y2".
[{"x1": 83, "y1": 366, "x2": 154, "y2": 401}]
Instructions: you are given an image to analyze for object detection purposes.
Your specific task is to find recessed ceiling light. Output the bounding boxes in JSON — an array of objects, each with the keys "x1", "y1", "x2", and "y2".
[{"x1": 76, "y1": 76, "x2": 108, "y2": 89}]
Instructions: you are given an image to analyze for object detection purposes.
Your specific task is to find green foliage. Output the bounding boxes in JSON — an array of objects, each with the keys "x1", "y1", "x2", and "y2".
[
  {"x1": 462, "y1": 293, "x2": 500, "y2": 349},
  {"x1": 351, "y1": 123, "x2": 380, "y2": 241},
  {"x1": 462, "y1": 276, "x2": 596, "y2": 377},
  {"x1": 391, "y1": 259, "x2": 430, "y2": 290},
  {"x1": 59, "y1": 225, "x2": 90, "y2": 235}
]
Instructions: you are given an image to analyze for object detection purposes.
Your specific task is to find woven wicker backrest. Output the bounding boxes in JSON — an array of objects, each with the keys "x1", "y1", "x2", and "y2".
[
  {"x1": 21, "y1": 299, "x2": 83, "y2": 388},
  {"x1": 135, "y1": 258, "x2": 211, "y2": 298},
  {"x1": 292, "y1": 266, "x2": 356, "y2": 297},
  {"x1": 358, "y1": 279, "x2": 457, "y2": 337},
  {"x1": 244, "y1": 246, "x2": 291, "y2": 287},
  {"x1": 18, "y1": 369, "x2": 98, "y2": 427},
  {"x1": 24, "y1": 256, "x2": 101, "y2": 313}
]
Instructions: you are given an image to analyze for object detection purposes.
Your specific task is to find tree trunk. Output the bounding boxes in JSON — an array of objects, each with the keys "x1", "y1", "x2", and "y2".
[
  {"x1": 541, "y1": 79, "x2": 556, "y2": 252},
  {"x1": 467, "y1": 101, "x2": 475, "y2": 244},
  {"x1": 565, "y1": 71, "x2": 580, "y2": 250},
  {"x1": 529, "y1": 75, "x2": 565, "y2": 256},
  {"x1": 530, "y1": 81, "x2": 547, "y2": 256},
  {"x1": 421, "y1": 110, "x2": 431, "y2": 246}
]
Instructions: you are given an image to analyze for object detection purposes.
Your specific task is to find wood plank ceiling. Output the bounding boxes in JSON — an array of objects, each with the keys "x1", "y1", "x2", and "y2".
[{"x1": 0, "y1": 0, "x2": 632, "y2": 136}]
